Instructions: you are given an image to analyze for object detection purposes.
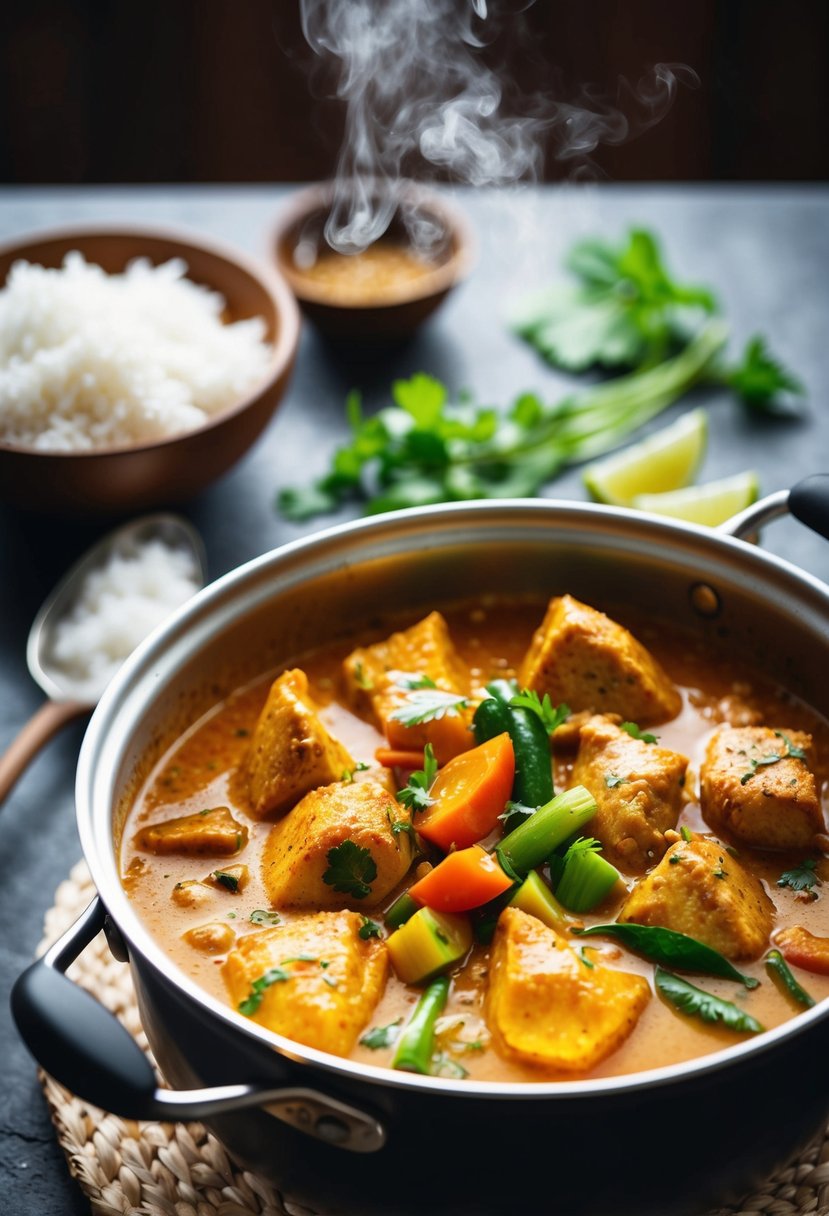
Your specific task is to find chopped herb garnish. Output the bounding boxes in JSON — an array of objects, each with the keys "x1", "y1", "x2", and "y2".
[
  {"x1": 431, "y1": 1052, "x2": 469, "y2": 1079},
  {"x1": 777, "y1": 858, "x2": 821, "y2": 896},
  {"x1": 577, "y1": 946, "x2": 596, "y2": 969},
  {"x1": 669, "y1": 853, "x2": 683, "y2": 865},
  {"x1": 508, "y1": 690, "x2": 570, "y2": 736},
  {"x1": 250, "y1": 908, "x2": 281, "y2": 926},
  {"x1": 390, "y1": 688, "x2": 470, "y2": 728},
  {"x1": 740, "y1": 733, "x2": 808, "y2": 785},
  {"x1": 213, "y1": 870, "x2": 240, "y2": 893},
  {"x1": 605, "y1": 772, "x2": 627, "y2": 789},
  {"x1": 390, "y1": 671, "x2": 438, "y2": 691},
  {"x1": 238, "y1": 966, "x2": 290, "y2": 1016},
  {"x1": 712, "y1": 858, "x2": 728, "y2": 881},
  {"x1": 680, "y1": 826, "x2": 693, "y2": 843},
  {"x1": 390, "y1": 819, "x2": 416, "y2": 840},
  {"x1": 360, "y1": 1018, "x2": 403, "y2": 1049},
  {"x1": 358, "y1": 916, "x2": 382, "y2": 940},
  {"x1": 396, "y1": 743, "x2": 438, "y2": 813},
  {"x1": 322, "y1": 840, "x2": 378, "y2": 900},
  {"x1": 620, "y1": 721, "x2": 659, "y2": 744},
  {"x1": 654, "y1": 967, "x2": 764, "y2": 1034}
]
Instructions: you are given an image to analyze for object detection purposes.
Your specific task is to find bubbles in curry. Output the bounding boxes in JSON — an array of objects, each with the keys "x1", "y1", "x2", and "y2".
[{"x1": 122, "y1": 595, "x2": 829, "y2": 1082}]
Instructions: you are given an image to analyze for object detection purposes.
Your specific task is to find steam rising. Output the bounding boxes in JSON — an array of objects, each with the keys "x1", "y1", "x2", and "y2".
[{"x1": 299, "y1": 0, "x2": 697, "y2": 253}]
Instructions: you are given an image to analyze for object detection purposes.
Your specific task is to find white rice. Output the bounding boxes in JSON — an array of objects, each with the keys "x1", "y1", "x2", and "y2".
[
  {"x1": 0, "y1": 252, "x2": 271, "y2": 451},
  {"x1": 49, "y1": 538, "x2": 201, "y2": 701}
]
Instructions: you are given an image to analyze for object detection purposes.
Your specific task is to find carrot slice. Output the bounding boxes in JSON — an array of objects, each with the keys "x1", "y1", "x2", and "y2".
[
  {"x1": 408, "y1": 845, "x2": 513, "y2": 912},
  {"x1": 776, "y1": 925, "x2": 829, "y2": 975},
  {"x1": 375, "y1": 747, "x2": 425, "y2": 769},
  {"x1": 416, "y1": 732, "x2": 515, "y2": 851}
]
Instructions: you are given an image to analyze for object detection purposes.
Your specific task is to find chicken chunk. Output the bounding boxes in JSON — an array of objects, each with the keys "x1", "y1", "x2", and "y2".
[
  {"x1": 485, "y1": 908, "x2": 649, "y2": 1071},
  {"x1": 244, "y1": 669, "x2": 354, "y2": 820},
  {"x1": 700, "y1": 726, "x2": 823, "y2": 850},
  {"x1": 620, "y1": 837, "x2": 775, "y2": 960},
  {"x1": 223, "y1": 912, "x2": 388, "y2": 1055},
  {"x1": 571, "y1": 715, "x2": 689, "y2": 873},
  {"x1": 261, "y1": 779, "x2": 413, "y2": 908},
  {"x1": 135, "y1": 806, "x2": 247, "y2": 856},
  {"x1": 343, "y1": 611, "x2": 473, "y2": 764},
  {"x1": 518, "y1": 595, "x2": 681, "y2": 725}
]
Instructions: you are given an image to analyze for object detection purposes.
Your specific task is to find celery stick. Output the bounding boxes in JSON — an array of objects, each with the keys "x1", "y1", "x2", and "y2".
[
  {"x1": 392, "y1": 977, "x2": 450, "y2": 1074},
  {"x1": 497, "y1": 785, "x2": 596, "y2": 876},
  {"x1": 555, "y1": 838, "x2": 620, "y2": 912}
]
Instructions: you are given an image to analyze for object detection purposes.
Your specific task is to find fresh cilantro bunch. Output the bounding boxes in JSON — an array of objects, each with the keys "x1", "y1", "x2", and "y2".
[
  {"x1": 513, "y1": 228, "x2": 803, "y2": 415},
  {"x1": 278, "y1": 227, "x2": 804, "y2": 522}
]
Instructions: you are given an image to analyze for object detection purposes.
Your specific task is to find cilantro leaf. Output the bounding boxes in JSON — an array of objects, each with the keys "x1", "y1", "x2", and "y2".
[
  {"x1": 509, "y1": 690, "x2": 570, "y2": 736},
  {"x1": 740, "y1": 732, "x2": 808, "y2": 784},
  {"x1": 605, "y1": 772, "x2": 627, "y2": 789},
  {"x1": 620, "y1": 721, "x2": 659, "y2": 744},
  {"x1": 358, "y1": 916, "x2": 383, "y2": 940},
  {"x1": 389, "y1": 671, "x2": 438, "y2": 691},
  {"x1": 513, "y1": 228, "x2": 717, "y2": 374},
  {"x1": 213, "y1": 869, "x2": 240, "y2": 893},
  {"x1": 360, "y1": 1018, "x2": 403, "y2": 1049},
  {"x1": 777, "y1": 858, "x2": 821, "y2": 895},
  {"x1": 238, "y1": 966, "x2": 290, "y2": 1016},
  {"x1": 724, "y1": 336, "x2": 805, "y2": 415},
  {"x1": 396, "y1": 744, "x2": 438, "y2": 813},
  {"x1": 322, "y1": 840, "x2": 377, "y2": 900},
  {"x1": 390, "y1": 688, "x2": 470, "y2": 727}
]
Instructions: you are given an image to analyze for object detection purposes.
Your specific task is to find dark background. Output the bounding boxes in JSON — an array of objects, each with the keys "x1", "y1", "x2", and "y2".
[{"x1": 1, "y1": 0, "x2": 828, "y2": 186}]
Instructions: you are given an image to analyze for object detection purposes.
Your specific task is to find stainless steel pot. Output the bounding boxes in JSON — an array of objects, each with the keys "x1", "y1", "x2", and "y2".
[{"x1": 12, "y1": 479, "x2": 829, "y2": 1216}]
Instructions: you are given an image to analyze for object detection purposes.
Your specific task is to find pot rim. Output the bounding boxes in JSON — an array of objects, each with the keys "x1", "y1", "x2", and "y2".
[{"x1": 77, "y1": 496, "x2": 829, "y2": 1101}]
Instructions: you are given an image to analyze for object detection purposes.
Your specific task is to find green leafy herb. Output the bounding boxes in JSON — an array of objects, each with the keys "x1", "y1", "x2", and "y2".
[
  {"x1": 724, "y1": 336, "x2": 805, "y2": 415},
  {"x1": 213, "y1": 870, "x2": 240, "y2": 893},
  {"x1": 512, "y1": 229, "x2": 717, "y2": 373},
  {"x1": 712, "y1": 857, "x2": 728, "y2": 880},
  {"x1": 390, "y1": 688, "x2": 470, "y2": 727},
  {"x1": 680, "y1": 826, "x2": 693, "y2": 843},
  {"x1": 777, "y1": 858, "x2": 821, "y2": 896},
  {"x1": 358, "y1": 916, "x2": 382, "y2": 940},
  {"x1": 249, "y1": 908, "x2": 280, "y2": 926},
  {"x1": 577, "y1": 923, "x2": 758, "y2": 988},
  {"x1": 396, "y1": 744, "x2": 438, "y2": 813},
  {"x1": 390, "y1": 671, "x2": 438, "y2": 691},
  {"x1": 740, "y1": 732, "x2": 808, "y2": 785},
  {"x1": 341, "y1": 760, "x2": 370, "y2": 783},
  {"x1": 390, "y1": 819, "x2": 417, "y2": 840},
  {"x1": 498, "y1": 799, "x2": 535, "y2": 833},
  {"x1": 605, "y1": 772, "x2": 627, "y2": 789},
  {"x1": 322, "y1": 840, "x2": 378, "y2": 900},
  {"x1": 620, "y1": 721, "x2": 659, "y2": 744},
  {"x1": 654, "y1": 967, "x2": 764, "y2": 1034},
  {"x1": 765, "y1": 949, "x2": 816, "y2": 1009},
  {"x1": 278, "y1": 328, "x2": 728, "y2": 520},
  {"x1": 360, "y1": 1019, "x2": 403, "y2": 1049},
  {"x1": 431, "y1": 1052, "x2": 469, "y2": 1079},
  {"x1": 238, "y1": 966, "x2": 290, "y2": 1016},
  {"x1": 509, "y1": 690, "x2": 570, "y2": 736}
]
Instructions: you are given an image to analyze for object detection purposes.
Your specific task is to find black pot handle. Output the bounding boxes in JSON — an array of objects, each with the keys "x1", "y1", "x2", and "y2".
[
  {"x1": 722, "y1": 474, "x2": 829, "y2": 543},
  {"x1": 11, "y1": 897, "x2": 385, "y2": 1152},
  {"x1": 789, "y1": 474, "x2": 829, "y2": 543}
]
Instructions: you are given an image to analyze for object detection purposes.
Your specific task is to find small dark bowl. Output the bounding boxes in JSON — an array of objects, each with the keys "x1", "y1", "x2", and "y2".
[
  {"x1": 0, "y1": 224, "x2": 301, "y2": 516},
  {"x1": 273, "y1": 182, "x2": 474, "y2": 341}
]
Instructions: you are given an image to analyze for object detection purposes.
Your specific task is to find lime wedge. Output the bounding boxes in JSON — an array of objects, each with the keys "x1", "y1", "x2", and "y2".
[
  {"x1": 583, "y1": 409, "x2": 708, "y2": 505},
  {"x1": 632, "y1": 471, "x2": 760, "y2": 527}
]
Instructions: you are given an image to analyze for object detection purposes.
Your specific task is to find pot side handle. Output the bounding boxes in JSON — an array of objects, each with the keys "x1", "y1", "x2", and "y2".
[
  {"x1": 11, "y1": 897, "x2": 386, "y2": 1152},
  {"x1": 721, "y1": 474, "x2": 829, "y2": 544}
]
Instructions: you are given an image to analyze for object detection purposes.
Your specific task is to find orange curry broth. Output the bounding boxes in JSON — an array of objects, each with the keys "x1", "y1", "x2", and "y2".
[{"x1": 122, "y1": 600, "x2": 829, "y2": 1082}]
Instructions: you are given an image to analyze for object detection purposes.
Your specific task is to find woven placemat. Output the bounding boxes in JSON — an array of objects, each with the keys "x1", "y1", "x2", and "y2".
[{"x1": 36, "y1": 860, "x2": 829, "y2": 1216}]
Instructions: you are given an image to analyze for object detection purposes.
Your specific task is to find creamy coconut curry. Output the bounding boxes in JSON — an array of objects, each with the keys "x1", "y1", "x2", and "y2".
[{"x1": 122, "y1": 595, "x2": 829, "y2": 1082}]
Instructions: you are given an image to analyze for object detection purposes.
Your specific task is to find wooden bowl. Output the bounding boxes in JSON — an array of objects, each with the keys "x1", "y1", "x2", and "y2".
[
  {"x1": 0, "y1": 225, "x2": 301, "y2": 516},
  {"x1": 272, "y1": 182, "x2": 474, "y2": 341}
]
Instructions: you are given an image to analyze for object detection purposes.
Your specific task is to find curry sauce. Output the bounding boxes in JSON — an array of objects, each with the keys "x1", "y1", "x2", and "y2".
[{"x1": 122, "y1": 599, "x2": 829, "y2": 1083}]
